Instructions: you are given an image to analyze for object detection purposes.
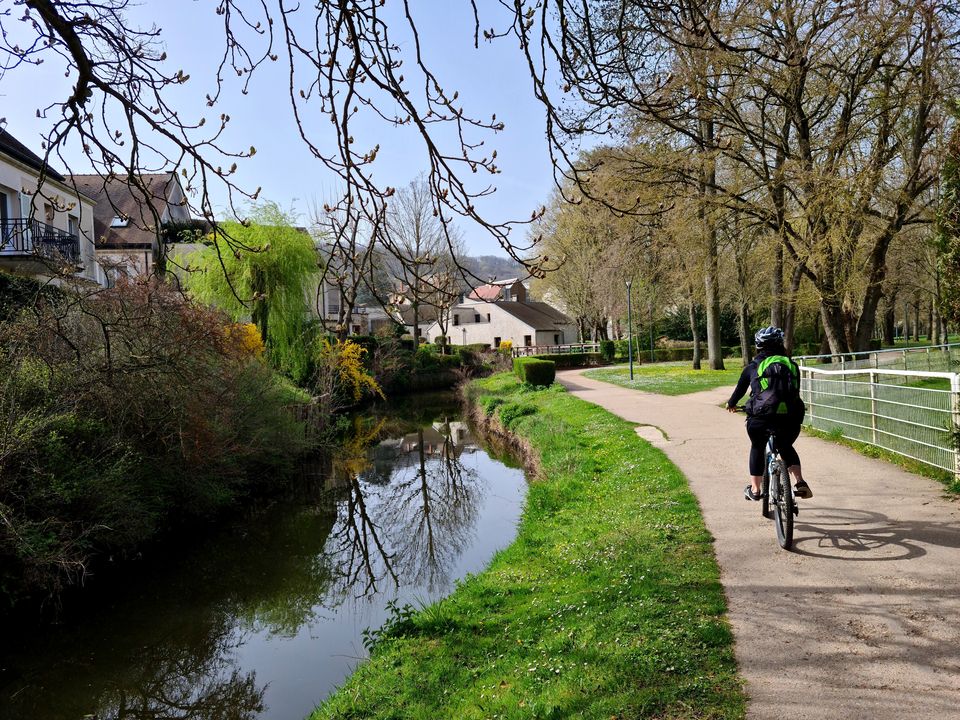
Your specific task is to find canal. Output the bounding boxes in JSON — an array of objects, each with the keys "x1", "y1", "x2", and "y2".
[{"x1": 0, "y1": 394, "x2": 527, "y2": 720}]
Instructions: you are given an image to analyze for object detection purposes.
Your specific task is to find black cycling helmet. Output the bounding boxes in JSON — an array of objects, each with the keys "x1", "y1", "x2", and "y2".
[{"x1": 754, "y1": 326, "x2": 785, "y2": 350}]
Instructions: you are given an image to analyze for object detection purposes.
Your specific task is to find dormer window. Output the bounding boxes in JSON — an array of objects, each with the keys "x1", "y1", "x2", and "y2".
[{"x1": 110, "y1": 216, "x2": 129, "y2": 228}]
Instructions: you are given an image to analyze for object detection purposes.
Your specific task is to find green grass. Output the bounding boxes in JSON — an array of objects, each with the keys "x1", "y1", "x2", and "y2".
[
  {"x1": 584, "y1": 362, "x2": 743, "y2": 396},
  {"x1": 312, "y1": 374, "x2": 745, "y2": 719},
  {"x1": 803, "y1": 425, "x2": 960, "y2": 494}
]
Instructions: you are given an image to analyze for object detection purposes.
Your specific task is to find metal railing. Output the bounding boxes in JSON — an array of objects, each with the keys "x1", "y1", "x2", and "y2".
[
  {"x1": 512, "y1": 342, "x2": 600, "y2": 357},
  {"x1": 0, "y1": 218, "x2": 80, "y2": 265},
  {"x1": 800, "y1": 364, "x2": 960, "y2": 476},
  {"x1": 795, "y1": 343, "x2": 960, "y2": 374}
]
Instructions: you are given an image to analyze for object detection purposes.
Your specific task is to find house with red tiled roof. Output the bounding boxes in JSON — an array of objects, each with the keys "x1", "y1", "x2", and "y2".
[
  {"x1": 70, "y1": 171, "x2": 191, "y2": 286},
  {"x1": 424, "y1": 279, "x2": 577, "y2": 349},
  {"x1": 466, "y1": 278, "x2": 526, "y2": 303},
  {"x1": 0, "y1": 129, "x2": 99, "y2": 285}
]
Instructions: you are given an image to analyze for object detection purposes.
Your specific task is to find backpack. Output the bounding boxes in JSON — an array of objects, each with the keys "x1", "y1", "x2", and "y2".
[{"x1": 745, "y1": 355, "x2": 801, "y2": 416}]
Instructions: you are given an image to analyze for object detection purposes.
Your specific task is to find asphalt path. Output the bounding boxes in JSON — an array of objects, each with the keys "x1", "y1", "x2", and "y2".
[{"x1": 557, "y1": 369, "x2": 960, "y2": 720}]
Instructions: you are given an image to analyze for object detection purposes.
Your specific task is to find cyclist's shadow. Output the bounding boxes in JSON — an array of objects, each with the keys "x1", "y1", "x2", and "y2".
[{"x1": 792, "y1": 507, "x2": 960, "y2": 560}]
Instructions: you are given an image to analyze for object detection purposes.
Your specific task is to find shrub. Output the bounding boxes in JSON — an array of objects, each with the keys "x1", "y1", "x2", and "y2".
[
  {"x1": 528, "y1": 352, "x2": 602, "y2": 369},
  {"x1": 519, "y1": 359, "x2": 556, "y2": 387},
  {"x1": 312, "y1": 338, "x2": 385, "y2": 405},
  {"x1": 456, "y1": 348, "x2": 482, "y2": 368},
  {"x1": 0, "y1": 281, "x2": 312, "y2": 606},
  {"x1": 498, "y1": 339, "x2": 513, "y2": 353},
  {"x1": 599, "y1": 340, "x2": 616, "y2": 362},
  {"x1": 512, "y1": 356, "x2": 528, "y2": 378}
]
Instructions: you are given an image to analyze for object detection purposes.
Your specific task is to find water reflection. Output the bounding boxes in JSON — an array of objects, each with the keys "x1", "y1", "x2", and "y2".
[{"x1": 0, "y1": 397, "x2": 526, "y2": 720}]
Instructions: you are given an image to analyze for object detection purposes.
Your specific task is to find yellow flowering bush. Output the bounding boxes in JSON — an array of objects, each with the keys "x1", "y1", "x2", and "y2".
[
  {"x1": 227, "y1": 322, "x2": 266, "y2": 357},
  {"x1": 498, "y1": 339, "x2": 513, "y2": 352},
  {"x1": 316, "y1": 339, "x2": 384, "y2": 404}
]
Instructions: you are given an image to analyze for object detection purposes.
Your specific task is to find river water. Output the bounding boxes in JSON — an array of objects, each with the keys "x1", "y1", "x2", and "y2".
[{"x1": 0, "y1": 395, "x2": 527, "y2": 720}]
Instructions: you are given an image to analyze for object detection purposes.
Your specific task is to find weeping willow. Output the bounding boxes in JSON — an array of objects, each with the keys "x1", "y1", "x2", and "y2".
[{"x1": 186, "y1": 203, "x2": 319, "y2": 382}]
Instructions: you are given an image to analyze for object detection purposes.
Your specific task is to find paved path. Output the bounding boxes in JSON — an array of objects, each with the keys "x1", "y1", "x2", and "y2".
[{"x1": 557, "y1": 369, "x2": 960, "y2": 720}]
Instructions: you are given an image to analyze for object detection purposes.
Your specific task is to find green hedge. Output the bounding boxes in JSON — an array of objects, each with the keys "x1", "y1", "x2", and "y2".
[
  {"x1": 517, "y1": 358, "x2": 556, "y2": 386},
  {"x1": 526, "y1": 352, "x2": 602, "y2": 368},
  {"x1": 599, "y1": 340, "x2": 615, "y2": 362}
]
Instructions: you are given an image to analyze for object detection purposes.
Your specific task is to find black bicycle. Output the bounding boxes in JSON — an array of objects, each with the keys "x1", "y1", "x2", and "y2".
[{"x1": 761, "y1": 431, "x2": 795, "y2": 550}]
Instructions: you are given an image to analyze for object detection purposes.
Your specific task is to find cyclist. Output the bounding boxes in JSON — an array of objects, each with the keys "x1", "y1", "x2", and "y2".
[{"x1": 725, "y1": 326, "x2": 813, "y2": 502}]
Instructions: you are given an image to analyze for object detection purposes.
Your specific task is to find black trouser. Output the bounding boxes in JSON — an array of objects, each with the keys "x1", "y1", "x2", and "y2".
[{"x1": 745, "y1": 410, "x2": 804, "y2": 476}]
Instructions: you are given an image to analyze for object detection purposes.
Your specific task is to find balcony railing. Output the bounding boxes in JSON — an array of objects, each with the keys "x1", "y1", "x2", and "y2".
[{"x1": 0, "y1": 218, "x2": 81, "y2": 265}]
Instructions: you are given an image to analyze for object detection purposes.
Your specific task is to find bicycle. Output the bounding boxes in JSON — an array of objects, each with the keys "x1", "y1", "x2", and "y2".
[
  {"x1": 730, "y1": 407, "x2": 797, "y2": 550},
  {"x1": 761, "y1": 430, "x2": 796, "y2": 550}
]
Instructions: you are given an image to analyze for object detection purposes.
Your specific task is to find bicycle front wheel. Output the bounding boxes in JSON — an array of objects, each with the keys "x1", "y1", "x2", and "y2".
[{"x1": 773, "y1": 462, "x2": 794, "y2": 550}]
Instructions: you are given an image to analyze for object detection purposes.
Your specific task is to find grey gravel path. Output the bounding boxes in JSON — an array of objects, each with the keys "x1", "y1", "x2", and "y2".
[{"x1": 557, "y1": 369, "x2": 960, "y2": 720}]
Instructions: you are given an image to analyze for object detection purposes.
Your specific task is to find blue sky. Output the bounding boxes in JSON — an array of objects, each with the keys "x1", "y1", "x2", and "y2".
[{"x1": 0, "y1": 1, "x2": 559, "y2": 257}]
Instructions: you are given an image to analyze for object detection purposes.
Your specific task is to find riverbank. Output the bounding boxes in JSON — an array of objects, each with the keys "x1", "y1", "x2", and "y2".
[{"x1": 312, "y1": 373, "x2": 744, "y2": 719}]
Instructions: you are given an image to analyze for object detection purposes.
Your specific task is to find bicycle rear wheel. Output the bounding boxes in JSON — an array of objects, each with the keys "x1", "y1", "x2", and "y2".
[
  {"x1": 773, "y1": 461, "x2": 794, "y2": 550},
  {"x1": 761, "y1": 460, "x2": 771, "y2": 519}
]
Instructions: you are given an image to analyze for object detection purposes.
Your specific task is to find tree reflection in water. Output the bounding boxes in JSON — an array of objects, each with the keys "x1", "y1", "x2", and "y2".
[
  {"x1": 96, "y1": 634, "x2": 265, "y2": 720},
  {"x1": 1, "y1": 405, "x2": 494, "y2": 720},
  {"x1": 324, "y1": 415, "x2": 483, "y2": 599}
]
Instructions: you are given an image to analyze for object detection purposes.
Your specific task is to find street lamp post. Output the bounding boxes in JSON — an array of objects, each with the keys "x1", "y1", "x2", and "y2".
[{"x1": 626, "y1": 280, "x2": 634, "y2": 380}]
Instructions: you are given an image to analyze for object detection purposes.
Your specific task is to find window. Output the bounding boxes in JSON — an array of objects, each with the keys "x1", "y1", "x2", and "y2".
[
  {"x1": 554, "y1": 334, "x2": 560, "y2": 344},
  {"x1": 474, "y1": 314, "x2": 481, "y2": 323},
  {"x1": 44, "y1": 203, "x2": 55, "y2": 223},
  {"x1": 453, "y1": 314, "x2": 460, "y2": 326},
  {"x1": 110, "y1": 216, "x2": 129, "y2": 228},
  {"x1": 352, "y1": 324, "x2": 361, "y2": 335},
  {"x1": 524, "y1": 335, "x2": 532, "y2": 347},
  {"x1": 494, "y1": 336, "x2": 501, "y2": 348},
  {"x1": 68, "y1": 215, "x2": 79, "y2": 237},
  {"x1": 486, "y1": 313, "x2": 490, "y2": 322}
]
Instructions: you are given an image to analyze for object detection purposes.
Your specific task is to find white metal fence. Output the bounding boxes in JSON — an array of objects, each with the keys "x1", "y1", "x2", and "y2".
[
  {"x1": 800, "y1": 365, "x2": 960, "y2": 476},
  {"x1": 795, "y1": 342, "x2": 960, "y2": 374}
]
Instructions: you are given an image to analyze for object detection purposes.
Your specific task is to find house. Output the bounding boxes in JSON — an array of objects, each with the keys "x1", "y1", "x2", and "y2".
[
  {"x1": 0, "y1": 129, "x2": 99, "y2": 285},
  {"x1": 424, "y1": 278, "x2": 578, "y2": 348},
  {"x1": 70, "y1": 171, "x2": 191, "y2": 286}
]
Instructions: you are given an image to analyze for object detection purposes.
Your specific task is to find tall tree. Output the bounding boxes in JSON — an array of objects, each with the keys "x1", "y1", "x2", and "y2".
[
  {"x1": 186, "y1": 202, "x2": 318, "y2": 380},
  {"x1": 382, "y1": 177, "x2": 464, "y2": 344},
  {"x1": 515, "y1": 0, "x2": 957, "y2": 355},
  {"x1": 937, "y1": 118, "x2": 960, "y2": 326}
]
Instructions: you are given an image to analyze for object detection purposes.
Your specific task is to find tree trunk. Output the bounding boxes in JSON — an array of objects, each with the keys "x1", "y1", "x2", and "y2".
[
  {"x1": 882, "y1": 299, "x2": 896, "y2": 346},
  {"x1": 412, "y1": 302, "x2": 420, "y2": 345},
  {"x1": 771, "y1": 243, "x2": 784, "y2": 327},
  {"x1": 738, "y1": 301, "x2": 750, "y2": 368},
  {"x1": 820, "y1": 297, "x2": 850, "y2": 358},
  {"x1": 700, "y1": 114, "x2": 724, "y2": 370},
  {"x1": 688, "y1": 299, "x2": 701, "y2": 370},
  {"x1": 782, "y1": 263, "x2": 804, "y2": 354}
]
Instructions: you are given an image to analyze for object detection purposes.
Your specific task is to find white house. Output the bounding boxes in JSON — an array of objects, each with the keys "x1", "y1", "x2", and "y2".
[
  {"x1": 0, "y1": 129, "x2": 99, "y2": 286},
  {"x1": 424, "y1": 279, "x2": 578, "y2": 349}
]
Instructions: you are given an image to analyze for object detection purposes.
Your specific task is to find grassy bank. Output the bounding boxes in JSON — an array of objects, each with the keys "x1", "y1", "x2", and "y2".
[
  {"x1": 313, "y1": 374, "x2": 744, "y2": 719},
  {"x1": 585, "y1": 362, "x2": 742, "y2": 395}
]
